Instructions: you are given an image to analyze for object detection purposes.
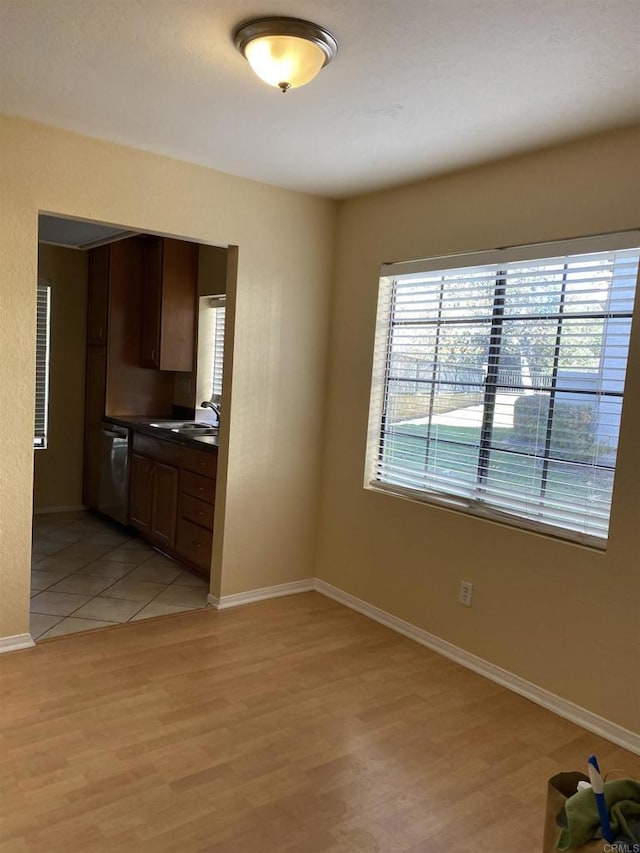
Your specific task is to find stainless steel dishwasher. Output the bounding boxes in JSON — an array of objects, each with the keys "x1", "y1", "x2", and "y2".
[{"x1": 97, "y1": 423, "x2": 130, "y2": 524}]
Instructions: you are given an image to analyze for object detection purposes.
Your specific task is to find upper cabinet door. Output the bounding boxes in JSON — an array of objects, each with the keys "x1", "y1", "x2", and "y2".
[
  {"x1": 86, "y1": 244, "x2": 110, "y2": 345},
  {"x1": 140, "y1": 237, "x2": 163, "y2": 369},
  {"x1": 141, "y1": 237, "x2": 198, "y2": 372}
]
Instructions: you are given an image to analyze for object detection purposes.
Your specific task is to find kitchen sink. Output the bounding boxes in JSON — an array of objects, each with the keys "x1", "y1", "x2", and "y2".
[
  {"x1": 172, "y1": 426, "x2": 219, "y2": 436},
  {"x1": 148, "y1": 421, "x2": 219, "y2": 436}
]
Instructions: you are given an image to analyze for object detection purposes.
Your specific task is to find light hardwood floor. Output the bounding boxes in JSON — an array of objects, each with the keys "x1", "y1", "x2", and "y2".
[{"x1": 1, "y1": 592, "x2": 638, "y2": 852}]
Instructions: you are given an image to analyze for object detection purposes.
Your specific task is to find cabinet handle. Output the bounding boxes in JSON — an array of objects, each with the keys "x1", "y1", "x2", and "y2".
[
  {"x1": 98, "y1": 327, "x2": 104, "y2": 339},
  {"x1": 151, "y1": 348, "x2": 157, "y2": 362},
  {"x1": 192, "y1": 541, "x2": 201, "y2": 549}
]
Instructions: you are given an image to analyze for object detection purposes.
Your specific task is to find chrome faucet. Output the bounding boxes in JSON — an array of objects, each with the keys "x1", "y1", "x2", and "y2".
[{"x1": 201, "y1": 400, "x2": 221, "y2": 426}]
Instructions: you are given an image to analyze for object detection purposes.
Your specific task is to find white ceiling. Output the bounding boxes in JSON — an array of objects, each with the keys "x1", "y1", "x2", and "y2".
[{"x1": 1, "y1": 0, "x2": 638, "y2": 198}]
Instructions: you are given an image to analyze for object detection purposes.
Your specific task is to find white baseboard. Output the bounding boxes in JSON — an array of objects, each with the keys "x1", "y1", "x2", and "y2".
[
  {"x1": 208, "y1": 578, "x2": 314, "y2": 611},
  {"x1": 314, "y1": 578, "x2": 640, "y2": 756},
  {"x1": 33, "y1": 505, "x2": 87, "y2": 515},
  {"x1": 0, "y1": 633, "x2": 35, "y2": 653}
]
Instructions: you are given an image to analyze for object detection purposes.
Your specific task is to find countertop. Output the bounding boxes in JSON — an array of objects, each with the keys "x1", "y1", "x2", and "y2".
[{"x1": 105, "y1": 416, "x2": 220, "y2": 452}]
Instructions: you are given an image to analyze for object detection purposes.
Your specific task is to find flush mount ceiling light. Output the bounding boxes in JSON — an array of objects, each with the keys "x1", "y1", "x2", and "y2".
[{"x1": 234, "y1": 17, "x2": 338, "y2": 93}]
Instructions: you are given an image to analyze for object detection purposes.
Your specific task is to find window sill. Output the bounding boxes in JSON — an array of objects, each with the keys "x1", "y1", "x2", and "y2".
[{"x1": 365, "y1": 480, "x2": 608, "y2": 552}]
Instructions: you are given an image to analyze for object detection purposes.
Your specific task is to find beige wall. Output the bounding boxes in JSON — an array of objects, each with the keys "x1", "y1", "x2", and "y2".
[
  {"x1": 317, "y1": 127, "x2": 640, "y2": 732},
  {"x1": 2, "y1": 112, "x2": 637, "y2": 734},
  {"x1": 0, "y1": 115, "x2": 335, "y2": 633},
  {"x1": 33, "y1": 244, "x2": 88, "y2": 511}
]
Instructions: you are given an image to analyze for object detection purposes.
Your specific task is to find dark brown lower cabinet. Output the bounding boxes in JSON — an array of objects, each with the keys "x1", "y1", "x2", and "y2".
[
  {"x1": 129, "y1": 432, "x2": 215, "y2": 578},
  {"x1": 129, "y1": 452, "x2": 178, "y2": 550},
  {"x1": 175, "y1": 446, "x2": 216, "y2": 575},
  {"x1": 129, "y1": 453, "x2": 153, "y2": 533},
  {"x1": 176, "y1": 517, "x2": 213, "y2": 572},
  {"x1": 83, "y1": 426, "x2": 103, "y2": 509},
  {"x1": 150, "y1": 462, "x2": 178, "y2": 549}
]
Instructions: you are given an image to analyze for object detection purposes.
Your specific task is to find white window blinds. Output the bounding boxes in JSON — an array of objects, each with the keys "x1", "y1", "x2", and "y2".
[
  {"x1": 211, "y1": 298, "x2": 226, "y2": 399},
  {"x1": 369, "y1": 234, "x2": 640, "y2": 547},
  {"x1": 34, "y1": 280, "x2": 51, "y2": 449}
]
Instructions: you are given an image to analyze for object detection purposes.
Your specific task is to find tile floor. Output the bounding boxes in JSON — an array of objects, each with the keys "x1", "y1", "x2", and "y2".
[{"x1": 31, "y1": 510, "x2": 210, "y2": 641}]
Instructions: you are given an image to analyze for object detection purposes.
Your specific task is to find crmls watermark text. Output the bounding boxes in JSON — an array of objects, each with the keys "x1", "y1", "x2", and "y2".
[{"x1": 604, "y1": 844, "x2": 640, "y2": 853}]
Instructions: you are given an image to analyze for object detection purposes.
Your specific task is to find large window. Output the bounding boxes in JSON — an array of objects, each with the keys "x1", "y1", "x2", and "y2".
[
  {"x1": 368, "y1": 234, "x2": 640, "y2": 546},
  {"x1": 34, "y1": 280, "x2": 51, "y2": 449}
]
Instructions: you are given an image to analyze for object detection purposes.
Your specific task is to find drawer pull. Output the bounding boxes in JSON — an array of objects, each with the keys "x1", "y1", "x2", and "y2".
[{"x1": 192, "y1": 541, "x2": 201, "y2": 548}]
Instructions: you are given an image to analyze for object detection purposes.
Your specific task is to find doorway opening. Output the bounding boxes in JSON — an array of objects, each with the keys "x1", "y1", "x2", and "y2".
[{"x1": 31, "y1": 214, "x2": 232, "y2": 641}]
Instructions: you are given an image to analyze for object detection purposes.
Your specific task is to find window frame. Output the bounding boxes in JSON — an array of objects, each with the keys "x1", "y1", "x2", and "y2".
[{"x1": 366, "y1": 231, "x2": 640, "y2": 549}]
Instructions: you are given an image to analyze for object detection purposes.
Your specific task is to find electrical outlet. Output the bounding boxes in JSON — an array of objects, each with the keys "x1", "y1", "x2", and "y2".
[{"x1": 459, "y1": 580, "x2": 473, "y2": 607}]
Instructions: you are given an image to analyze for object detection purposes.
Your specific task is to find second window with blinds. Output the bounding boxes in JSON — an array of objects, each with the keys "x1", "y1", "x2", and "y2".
[
  {"x1": 197, "y1": 295, "x2": 226, "y2": 411},
  {"x1": 367, "y1": 233, "x2": 640, "y2": 548},
  {"x1": 34, "y1": 280, "x2": 52, "y2": 449}
]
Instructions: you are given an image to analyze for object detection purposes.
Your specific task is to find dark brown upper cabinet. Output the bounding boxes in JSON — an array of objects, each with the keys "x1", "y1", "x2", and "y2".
[
  {"x1": 84, "y1": 237, "x2": 175, "y2": 423},
  {"x1": 141, "y1": 237, "x2": 198, "y2": 372},
  {"x1": 86, "y1": 244, "x2": 110, "y2": 345}
]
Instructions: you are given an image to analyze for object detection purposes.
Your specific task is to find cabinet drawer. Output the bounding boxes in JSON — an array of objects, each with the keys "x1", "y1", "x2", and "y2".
[
  {"x1": 178, "y1": 492, "x2": 214, "y2": 531},
  {"x1": 132, "y1": 432, "x2": 181, "y2": 466},
  {"x1": 180, "y1": 469, "x2": 215, "y2": 504},
  {"x1": 180, "y1": 446, "x2": 217, "y2": 478},
  {"x1": 176, "y1": 518, "x2": 212, "y2": 571}
]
